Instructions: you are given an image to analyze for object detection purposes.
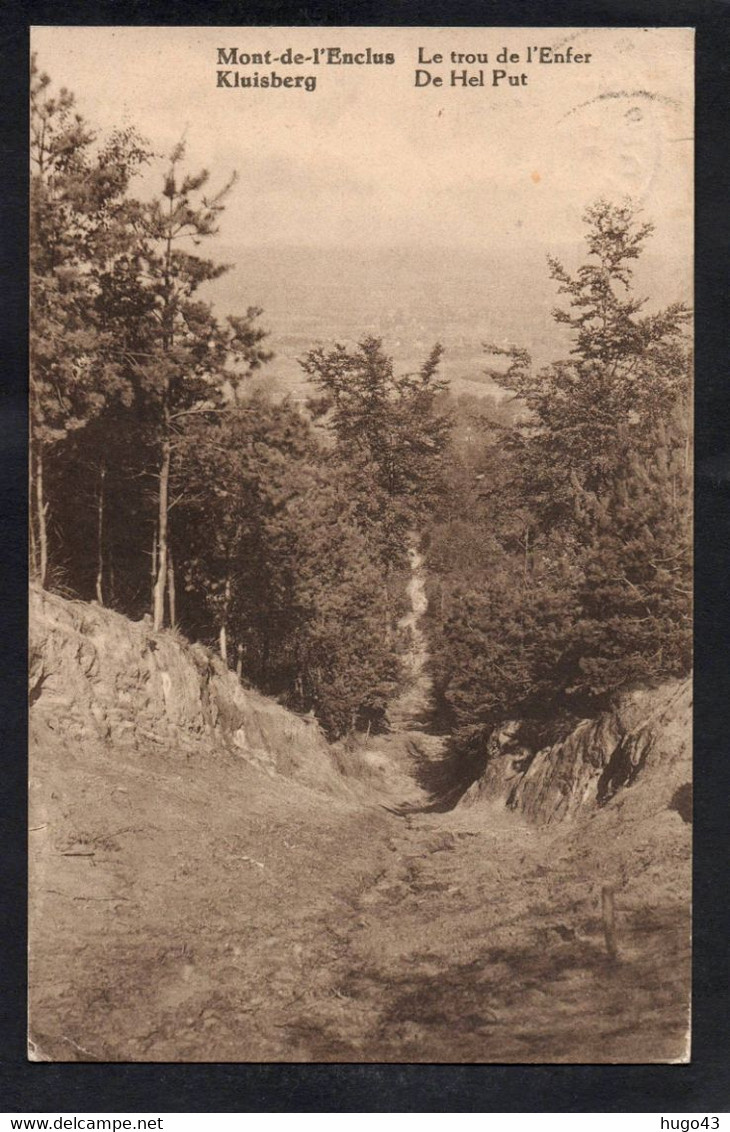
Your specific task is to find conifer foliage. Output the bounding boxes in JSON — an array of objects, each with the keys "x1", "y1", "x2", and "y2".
[
  {"x1": 427, "y1": 201, "x2": 692, "y2": 741},
  {"x1": 301, "y1": 336, "x2": 451, "y2": 563},
  {"x1": 30, "y1": 60, "x2": 691, "y2": 751},
  {"x1": 30, "y1": 63, "x2": 438, "y2": 739},
  {"x1": 30, "y1": 57, "x2": 147, "y2": 587}
]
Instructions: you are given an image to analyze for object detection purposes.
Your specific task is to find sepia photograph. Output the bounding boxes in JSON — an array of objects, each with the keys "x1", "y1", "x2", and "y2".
[{"x1": 28, "y1": 25, "x2": 693, "y2": 1064}]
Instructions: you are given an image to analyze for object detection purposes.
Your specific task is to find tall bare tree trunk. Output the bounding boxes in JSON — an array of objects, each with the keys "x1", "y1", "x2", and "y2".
[
  {"x1": 236, "y1": 643, "x2": 243, "y2": 680},
  {"x1": 523, "y1": 526, "x2": 530, "y2": 588},
  {"x1": 152, "y1": 433, "x2": 171, "y2": 631},
  {"x1": 153, "y1": 206, "x2": 176, "y2": 632},
  {"x1": 95, "y1": 463, "x2": 106, "y2": 605},
  {"x1": 29, "y1": 443, "x2": 38, "y2": 580},
  {"x1": 36, "y1": 444, "x2": 48, "y2": 588},
  {"x1": 219, "y1": 575, "x2": 231, "y2": 665},
  {"x1": 167, "y1": 544, "x2": 176, "y2": 628},
  {"x1": 29, "y1": 519, "x2": 38, "y2": 579},
  {"x1": 383, "y1": 564, "x2": 392, "y2": 642},
  {"x1": 150, "y1": 523, "x2": 158, "y2": 612}
]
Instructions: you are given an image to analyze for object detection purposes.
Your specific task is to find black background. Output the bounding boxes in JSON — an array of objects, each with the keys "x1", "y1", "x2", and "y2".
[{"x1": 2, "y1": 0, "x2": 729, "y2": 1113}]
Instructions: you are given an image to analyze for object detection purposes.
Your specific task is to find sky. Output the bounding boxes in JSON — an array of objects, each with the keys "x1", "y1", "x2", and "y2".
[{"x1": 31, "y1": 26, "x2": 693, "y2": 267}]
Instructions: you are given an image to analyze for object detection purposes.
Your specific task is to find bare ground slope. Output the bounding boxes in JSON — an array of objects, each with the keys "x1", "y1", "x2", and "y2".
[{"x1": 29, "y1": 588, "x2": 691, "y2": 1063}]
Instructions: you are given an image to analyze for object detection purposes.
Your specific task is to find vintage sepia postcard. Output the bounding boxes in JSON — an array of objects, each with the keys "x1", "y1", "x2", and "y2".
[{"x1": 29, "y1": 26, "x2": 693, "y2": 1063}]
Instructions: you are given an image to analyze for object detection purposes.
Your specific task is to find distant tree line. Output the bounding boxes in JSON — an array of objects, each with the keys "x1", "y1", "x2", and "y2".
[{"x1": 30, "y1": 59, "x2": 451, "y2": 737}]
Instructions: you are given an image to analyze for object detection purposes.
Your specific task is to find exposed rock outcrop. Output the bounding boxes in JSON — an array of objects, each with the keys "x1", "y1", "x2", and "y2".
[
  {"x1": 459, "y1": 679, "x2": 692, "y2": 826},
  {"x1": 28, "y1": 588, "x2": 691, "y2": 1063},
  {"x1": 29, "y1": 586, "x2": 346, "y2": 796}
]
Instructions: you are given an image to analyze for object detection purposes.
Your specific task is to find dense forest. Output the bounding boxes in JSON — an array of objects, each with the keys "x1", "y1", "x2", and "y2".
[{"x1": 30, "y1": 59, "x2": 692, "y2": 749}]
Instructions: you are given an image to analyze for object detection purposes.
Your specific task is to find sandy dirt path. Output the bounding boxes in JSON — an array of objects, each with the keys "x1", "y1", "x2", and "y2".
[
  {"x1": 29, "y1": 718, "x2": 689, "y2": 1063},
  {"x1": 29, "y1": 550, "x2": 689, "y2": 1063}
]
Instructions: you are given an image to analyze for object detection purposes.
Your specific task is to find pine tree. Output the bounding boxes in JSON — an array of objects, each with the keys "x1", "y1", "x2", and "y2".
[
  {"x1": 426, "y1": 201, "x2": 692, "y2": 742},
  {"x1": 29, "y1": 57, "x2": 147, "y2": 586},
  {"x1": 485, "y1": 200, "x2": 691, "y2": 524},
  {"x1": 301, "y1": 336, "x2": 451, "y2": 559},
  {"x1": 102, "y1": 142, "x2": 271, "y2": 628},
  {"x1": 176, "y1": 396, "x2": 399, "y2": 736},
  {"x1": 570, "y1": 411, "x2": 692, "y2": 698}
]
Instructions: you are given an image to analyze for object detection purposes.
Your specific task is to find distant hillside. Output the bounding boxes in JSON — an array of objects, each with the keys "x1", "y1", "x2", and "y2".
[{"x1": 204, "y1": 243, "x2": 691, "y2": 400}]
